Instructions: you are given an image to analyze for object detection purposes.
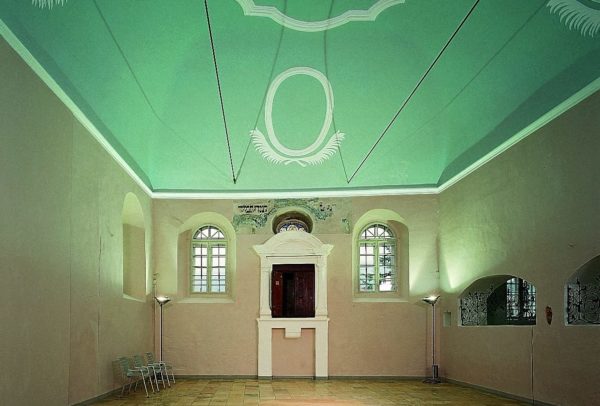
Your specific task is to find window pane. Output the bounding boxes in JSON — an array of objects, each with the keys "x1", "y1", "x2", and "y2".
[
  {"x1": 191, "y1": 268, "x2": 208, "y2": 293},
  {"x1": 379, "y1": 266, "x2": 395, "y2": 292},
  {"x1": 194, "y1": 225, "x2": 225, "y2": 240},
  {"x1": 359, "y1": 266, "x2": 376, "y2": 292}
]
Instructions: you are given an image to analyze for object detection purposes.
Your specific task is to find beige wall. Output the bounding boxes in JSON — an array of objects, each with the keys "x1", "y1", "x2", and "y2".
[
  {"x1": 5, "y1": 18, "x2": 598, "y2": 404},
  {"x1": 0, "y1": 38, "x2": 154, "y2": 405},
  {"x1": 438, "y1": 90, "x2": 600, "y2": 405},
  {"x1": 153, "y1": 194, "x2": 439, "y2": 377}
]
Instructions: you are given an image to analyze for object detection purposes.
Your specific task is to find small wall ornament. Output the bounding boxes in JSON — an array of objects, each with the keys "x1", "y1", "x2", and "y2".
[{"x1": 545, "y1": 306, "x2": 553, "y2": 325}]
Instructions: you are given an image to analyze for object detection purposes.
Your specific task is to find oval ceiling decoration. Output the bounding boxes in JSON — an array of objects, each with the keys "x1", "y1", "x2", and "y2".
[
  {"x1": 235, "y1": 0, "x2": 405, "y2": 32},
  {"x1": 547, "y1": 0, "x2": 600, "y2": 36},
  {"x1": 250, "y1": 66, "x2": 345, "y2": 167}
]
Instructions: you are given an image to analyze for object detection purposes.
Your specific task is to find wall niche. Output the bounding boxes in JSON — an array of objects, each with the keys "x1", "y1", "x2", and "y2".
[{"x1": 566, "y1": 254, "x2": 600, "y2": 325}]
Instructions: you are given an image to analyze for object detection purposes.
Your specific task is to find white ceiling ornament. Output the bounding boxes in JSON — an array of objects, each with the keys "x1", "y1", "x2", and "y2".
[
  {"x1": 235, "y1": 0, "x2": 405, "y2": 32},
  {"x1": 251, "y1": 67, "x2": 345, "y2": 167},
  {"x1": 547, "y1": 0, "x2": 600, "y2": 36},
  {"x1": 32, "y1": 0, "x2": 66, "y2": 9}
]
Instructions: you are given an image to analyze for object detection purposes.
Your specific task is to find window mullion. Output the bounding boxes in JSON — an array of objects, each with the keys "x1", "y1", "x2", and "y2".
[
  {"x1": 206, "y1": 242, "x2": 212, "y2": 293},
  {"x1": 374, "y1": 240, "x2": 380, "y2": 292},
  {"x1": 190, "y1": 242, "x2": 196, "y2": 293}
]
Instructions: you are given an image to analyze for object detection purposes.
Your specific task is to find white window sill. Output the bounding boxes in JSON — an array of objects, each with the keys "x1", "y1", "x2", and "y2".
[{"x1": 178, "y1": 296, "x2": 235, "y2": 304}]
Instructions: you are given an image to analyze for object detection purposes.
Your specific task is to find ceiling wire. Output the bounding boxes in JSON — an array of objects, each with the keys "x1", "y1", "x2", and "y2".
[
  {"x1": 204, "y1": 0, "x2": 237, "y2": 184},
  {"x1": 386, "y1": 2, "x2": 545, "y2": 157},
  {"x1": 324, "y1": 0, "x2": 351, "y2": 184},
  {"x1": 92, "y1": 0, "x2": 230, "y2": 181},
  {"x1": 234, "y1": 0, "x2": 289, "y2": 182},
  {"x1": 347, "y1": 0, "x2": 481, "y2": 184}
]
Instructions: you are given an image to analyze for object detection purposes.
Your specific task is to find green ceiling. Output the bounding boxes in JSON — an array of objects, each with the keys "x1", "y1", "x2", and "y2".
[{"x1": 2, "y1": 0, "x2": 599, "y2": 193}]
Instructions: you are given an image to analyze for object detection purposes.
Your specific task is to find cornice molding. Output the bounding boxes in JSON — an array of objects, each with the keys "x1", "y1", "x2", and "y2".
[{"x1": 1, "y1": 18, "x2": 153, "y2": 197}]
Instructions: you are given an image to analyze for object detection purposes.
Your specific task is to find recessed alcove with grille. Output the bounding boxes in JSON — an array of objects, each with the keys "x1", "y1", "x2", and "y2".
[
  {"x1": 459, "y1": 275, "x2": 536, "y2": 326},
  {"x1": 566, "y1": 255, "x2": 600, "y2": 325}
]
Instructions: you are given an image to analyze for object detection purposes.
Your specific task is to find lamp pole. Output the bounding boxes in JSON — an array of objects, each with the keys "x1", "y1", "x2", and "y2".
[
  {"x1": 154, "y1": 296, "x2": 171, "y2": 361},
  {"x1": 423, "y1": 295, "x2": 441, "y2": 384}
]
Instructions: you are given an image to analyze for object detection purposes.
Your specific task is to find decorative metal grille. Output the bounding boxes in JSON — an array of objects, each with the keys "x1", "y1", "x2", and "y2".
[
  {"x1": 460, "y1": 287, "x2": 493, "y2": 326},
  {"x1": 276, "y1": 219, "x2": 308, "y2": 233},
  {"x1": 506, "y1": 278, "x2": 536, "y2": 323},
  {"x1": 567, "y1": 277, "x2": 600, "y2": 325}
]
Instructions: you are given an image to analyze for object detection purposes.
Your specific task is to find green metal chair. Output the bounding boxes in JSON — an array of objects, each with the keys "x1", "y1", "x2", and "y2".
[
  {"x1": 146, "y1": 352, "x2": 175, "y2": 385},
  {"x1": 134, "y1": 353, "x2": 163, "y2": 391},
  {"x1": 118, "y1": 356, "x2": 154, "y2": 397}
]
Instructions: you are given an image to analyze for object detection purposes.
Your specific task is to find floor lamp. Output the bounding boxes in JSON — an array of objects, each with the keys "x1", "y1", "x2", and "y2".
[
  {"x1": 423, "y1": 295, "x2": 441, "y2": 384},
  {"x1": 155, "y1": 296, "x2": 171, "y2": 362}
]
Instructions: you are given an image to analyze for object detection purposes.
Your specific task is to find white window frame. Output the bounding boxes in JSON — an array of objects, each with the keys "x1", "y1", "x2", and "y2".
[
  {"x1": 190, "y1": 225, "x2": 229, "y2": 295},
  {"x1": 357, "y1": 223, "x2": 397, "y2": 293},
  {"x1": 351, "y1": 209, "x2": 409, "y2": 303}
]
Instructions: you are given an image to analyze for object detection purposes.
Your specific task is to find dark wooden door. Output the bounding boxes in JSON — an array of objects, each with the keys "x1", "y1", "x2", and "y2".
[
  {"x1": 272, "y1": 264, "x2": 315, "y2": 318},
  {"x1": 271, "y1": 270, "x2": 284, "y2": 317}
]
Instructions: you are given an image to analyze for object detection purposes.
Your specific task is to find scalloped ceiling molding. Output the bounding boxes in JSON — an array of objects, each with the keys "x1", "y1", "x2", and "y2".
[
  {"x1": 547, "y1": 0, "x2": 600, "y2": 36},
  {"x1": 235, "y1": 0, "x2": 405, "y2": 32}
]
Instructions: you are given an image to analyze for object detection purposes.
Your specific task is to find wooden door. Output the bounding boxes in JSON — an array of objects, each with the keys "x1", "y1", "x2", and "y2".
[{"x1": 272, "y1": 264, "x2": 315, "y2": 318}]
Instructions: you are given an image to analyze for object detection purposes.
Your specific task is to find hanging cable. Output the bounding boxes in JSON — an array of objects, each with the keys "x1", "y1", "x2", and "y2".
[
  {"x1": 204, "y1": 0, "x2": 237, "y2": 184},
  {"x1": 531, "y1": 326, "x2": 535, "y2": 405},
  {"x1": 324, "y1": 0, "x2": 350, "y2": 183},
  {"x1": 347, "y1": 0, "x2": 480, "y2": 184}
]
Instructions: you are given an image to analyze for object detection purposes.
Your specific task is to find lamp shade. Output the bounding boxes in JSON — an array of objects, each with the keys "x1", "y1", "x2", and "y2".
[
  {"x1": 155, "y1": 296, "x2": 171, "y2": 305},
  {"x1": 422, "y1": 295, "x2": 440, "y2": 305}
]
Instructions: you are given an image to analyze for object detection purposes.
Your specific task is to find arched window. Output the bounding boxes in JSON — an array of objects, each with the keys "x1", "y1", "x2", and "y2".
[
  {"x1": 191, "y1": 225, "x2": 227, "y2": 293},
  {"x1": 358, "y1": 224, "x2": 396, "y2": 292}
]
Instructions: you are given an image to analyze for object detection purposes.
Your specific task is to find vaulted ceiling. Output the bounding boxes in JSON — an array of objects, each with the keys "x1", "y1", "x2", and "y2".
[{"x1": 2, "y1": 0, "x2": 599, "y2": 194}]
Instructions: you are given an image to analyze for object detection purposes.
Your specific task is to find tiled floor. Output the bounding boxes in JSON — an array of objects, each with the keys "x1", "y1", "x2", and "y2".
[{"x1": 94, "y1": 378, "x2": 529, "y2": 405}]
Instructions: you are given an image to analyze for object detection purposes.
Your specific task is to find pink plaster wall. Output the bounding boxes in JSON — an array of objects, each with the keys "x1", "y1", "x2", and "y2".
[
  {"x1": 438, "y1": 90, "x2": 600, "y2": 405},
  {"x1": 153, "y1": 195, "x2": 439, "y2": 378},
  {"x1": 1, "y1": 37, "x2": 154, "y2": 405}
]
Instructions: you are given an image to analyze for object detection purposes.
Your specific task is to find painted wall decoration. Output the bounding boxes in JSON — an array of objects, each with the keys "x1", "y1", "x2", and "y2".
[
  {"x1": 233, "y1": 198, "x2": 350, "y2": 234},
  {"x1": 251, "y1": 67, "x2": 344, "y2": 167},
  {"x1": 547, "y1": 0, "x2": 600, "y2": 37},
  {"x1": 235, "y1": 0, "x2": 405, "y2": 32}
]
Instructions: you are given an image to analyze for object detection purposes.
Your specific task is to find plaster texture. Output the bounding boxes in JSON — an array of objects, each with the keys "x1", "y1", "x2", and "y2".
[
  {"x1": 438, "y1": 90, "x2": 600, "y2": 406},
  {"x1": 1, "y1": 38, "x2": 154, "y2": 405},
  {"x1": 152, "y1": 195, "x2": 439, "y2": 378}
]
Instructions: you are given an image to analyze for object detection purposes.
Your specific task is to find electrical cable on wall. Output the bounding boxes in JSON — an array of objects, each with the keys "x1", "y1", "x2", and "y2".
[
  {"x1": 347, "y1": 0, "x2": 481, "y2": 184},
  {"x1": 531, "y1": 326, "x2": 535, "y2": 405}
]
